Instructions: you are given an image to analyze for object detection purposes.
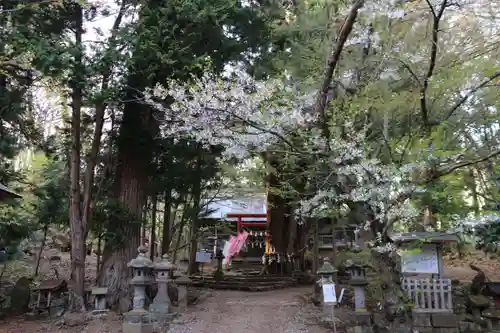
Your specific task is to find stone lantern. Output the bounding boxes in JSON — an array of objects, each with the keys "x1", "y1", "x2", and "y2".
[
  {"x1": 345, "y1": 260, "x2": 369, "y2": 312},
  {"x1": 316, "y1": 257, "x2": 338, "y2": 319},
  {"x1": 315, "y1": 257, "x2": 338, "y2": 299},
  {"x1": 123, "y1": 245, "x2": 155, "y2": 333},
  {"x1": 150, "y1": 254, "x2": 175, "y2": 323},
  {"x1": 175, "y1": 275, "x2": 193, "y2": 309}
]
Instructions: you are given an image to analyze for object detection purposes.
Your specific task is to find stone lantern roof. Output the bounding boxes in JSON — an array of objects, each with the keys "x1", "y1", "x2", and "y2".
[
  {"x1": 154, "y1": 254, "x2": 175, "y2": 272},
  {"x1": 128, "y1": 246, "x2": 154, "y2": 286},
  {"x1": 316, "y1": 257, "x2": 338, "y2": 275},
  {"x1": 344, "y1": 259, "x2": 371, "y2": 269},
  {"x1": 128, "y1": 245, "x2": 154, "y2": 269},
  {"x1": 175, "y1": 275, "x2": 193, "y2": 286}
]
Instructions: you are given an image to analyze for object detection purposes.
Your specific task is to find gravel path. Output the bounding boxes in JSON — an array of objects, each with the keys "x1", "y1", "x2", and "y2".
[
  {"x1": 169, "y1": 288, "x2": 330, "y2": 333},
  {"x1": 0, "y1": 287, "x2": 330, "y2": 333}
]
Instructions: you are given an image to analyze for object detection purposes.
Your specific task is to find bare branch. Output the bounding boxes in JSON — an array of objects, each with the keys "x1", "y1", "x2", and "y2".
[
  {"x1": 313, "y1": 0, "x2": 365, "y2": 141},
  {"x1": 420, "y1": 0, "x2": 448, "y2": 129},
  {"x1": 397, "y1": 59, "x2": 422, "y2": 87},
  {"x1": 430, "y1": 150, "x2": 500, "y2": 181},
  {"x1": 444, "y1": 71, "x2": 500, "y2": 121}
]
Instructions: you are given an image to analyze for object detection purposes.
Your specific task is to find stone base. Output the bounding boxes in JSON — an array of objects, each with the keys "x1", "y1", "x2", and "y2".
[
  {"x1": 123, "y1": 321, "x2": 154, "y2": 333},
  {"x1": 123, "y1": 309, "x2": 152, "y2": 324},
  {"x1": 92, "y1": 309, "x2": 109, "y2": 315},
  {"x1": 346, "y1": 326, "x2": 373, "y2": 333},
  {"x1": 413, "y1": 313, "x2": 432, "y2": 327},
  {"x1": 354, "y1": 312, "x2": 372, "y2": 326},
  {"x1": 431, "y1": 313, "x2": 457, "y2": 328},
  {"x1": 150, "y1": 303, "x2": 169, "y2": 316},
  {"x1": 149, "y1": 301, "x2": 178, "y2": 323},
  {"x1": 151, "y1": 312, "x2": 176, "y2": 323}
]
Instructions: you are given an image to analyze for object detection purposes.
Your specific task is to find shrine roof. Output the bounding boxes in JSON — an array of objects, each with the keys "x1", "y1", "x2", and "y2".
[
  {"x1": 389, "y1": 232, "x2": 458, "y2": 244},
  {"x1": 200, "y1": 194, "x2": 267, "y2": 221},
  {"x1": 0, "y1": 183, "x2": 22, "y2": 201},
  {"x1": 33, "y1": 279, "x2": 67, "y2": 291}
]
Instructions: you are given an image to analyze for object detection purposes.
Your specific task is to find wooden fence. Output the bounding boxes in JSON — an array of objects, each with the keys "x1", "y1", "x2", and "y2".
[{"x1": 401, "y1": 278, "x2": 453, "y2": 312}]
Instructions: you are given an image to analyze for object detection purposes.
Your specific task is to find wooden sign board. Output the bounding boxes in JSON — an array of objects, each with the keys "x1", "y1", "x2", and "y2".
[
  {"x1": 195, "y1": 251, "x2": 212, "y2": 263},
  {"x1": 322, "y1": 283, "x2": 337, "y2": 304},
  {"x1": 401, "y1": 243, "x2": 439, "y2": 274}
]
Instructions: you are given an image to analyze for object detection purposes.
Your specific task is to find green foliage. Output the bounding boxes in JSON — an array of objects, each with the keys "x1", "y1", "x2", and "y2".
[
  {"x1": 474, "y1": 219, "x2": 500, "y2": 254},
  {"x1": 31, "y1": 157, "x2": 68, "y2": 227},
  {"x1": 0, "y1": 154, "x2": 68, "y2": 257},
  {"x1": 0, "y1": 201, "x2": 35, "y2": 250}
]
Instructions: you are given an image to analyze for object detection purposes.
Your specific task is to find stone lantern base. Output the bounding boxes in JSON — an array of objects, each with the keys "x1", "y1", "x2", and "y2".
[
  {"x1": 122, "y1": 321, "x2": 153, "y2": 333},
  {"x1": 123, "y1": 310, "x2": 153, "y2": 333},
  {"x1": 149, "y1": 303, "x2": 176, "y2": 323}
]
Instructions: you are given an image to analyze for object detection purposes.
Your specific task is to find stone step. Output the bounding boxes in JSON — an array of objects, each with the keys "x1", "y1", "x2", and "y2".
[
  {"x1": 189, "y1": 274, "x2": 299, "y2": 291},
  {"x1": 192, "y1": 281, "x2": 296, "y2": 292},
  {"x1": 191, "y1": 275, "x2": 296, "y2": 282},
  {"x1": 191, "y1": 278, "x2": 296, "y2": 287}
]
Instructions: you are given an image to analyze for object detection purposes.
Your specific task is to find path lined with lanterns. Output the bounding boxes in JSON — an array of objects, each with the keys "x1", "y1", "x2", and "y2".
[{"x1": 167, "y1": 288, "x2": 331, "y2": 333}]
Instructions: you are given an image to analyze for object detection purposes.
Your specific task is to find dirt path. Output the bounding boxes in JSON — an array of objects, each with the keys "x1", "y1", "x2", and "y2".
[
  {"x1": 0, "y1": 287, "x2": 328, "y2": 333},
  {"x1": 169, "y1": 288, "x2": 329, "y2": 333}
]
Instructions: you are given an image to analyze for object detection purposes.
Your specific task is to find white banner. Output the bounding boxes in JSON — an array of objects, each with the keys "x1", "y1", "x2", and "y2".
[{"x1": 322, "y1": 283, "x2": 337, "y2": 304}]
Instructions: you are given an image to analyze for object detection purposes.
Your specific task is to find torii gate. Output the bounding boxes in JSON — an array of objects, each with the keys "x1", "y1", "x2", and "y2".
[{"x1": 226, "y1": 213, "x2": 273, "y2": 255}]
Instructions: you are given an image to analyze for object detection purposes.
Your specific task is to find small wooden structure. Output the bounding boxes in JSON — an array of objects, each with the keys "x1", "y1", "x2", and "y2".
[
  {"x1": 91, "y1": 287, "x2": 108, "y2": 314},
  {"x1": 30, "y1": 279, "x2": 68, "y2": 312},
  {"x1": 391, "y1": 232, "x2": 458, "y2": 313}
]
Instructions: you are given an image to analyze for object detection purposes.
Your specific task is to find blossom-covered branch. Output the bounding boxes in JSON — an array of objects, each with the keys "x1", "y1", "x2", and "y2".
[{"x1": 145, "y1": 71, "x2": 316, "y2": 159}]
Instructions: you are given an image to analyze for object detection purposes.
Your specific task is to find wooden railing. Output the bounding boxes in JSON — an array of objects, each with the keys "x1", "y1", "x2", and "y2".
[{"x1": 401, "y1": 278, "x2": 453, "y2": 313}]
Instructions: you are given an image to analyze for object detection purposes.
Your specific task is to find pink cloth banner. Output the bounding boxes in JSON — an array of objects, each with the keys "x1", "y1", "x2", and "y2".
[{"x1": 224, "y1": 231, "x2": 248, "y2": 264}]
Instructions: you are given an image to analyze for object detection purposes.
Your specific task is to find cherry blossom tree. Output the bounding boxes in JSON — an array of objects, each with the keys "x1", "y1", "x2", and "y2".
[{"x1": 145, "y1": 68, "x2": 422, "y2": 253}]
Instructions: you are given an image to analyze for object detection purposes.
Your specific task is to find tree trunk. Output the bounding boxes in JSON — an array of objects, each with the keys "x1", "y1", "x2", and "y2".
[
  {"x1": 312, "y1": 218, "x2": 319, "y2": 273},
  {"x1": 97, "y1": 79, "x2": 155, "y2": 311},
  {"x1": 67, "y1": 0, "x2": 126, "y2": 312},
  {"x1": 268, "y1": 173, "x2": 287, "y2": 253},
  {"x1": 330, "y1": 218, "x2": 337, "y2": 263},
  {"x1": 98, "y1": 159, "x2": 147, "y2": 312},
  {"x1": 468, "y1": 168, "x2": 480, "y2": 217},
  {"x1": 68, "y1": 4, "x2": 86, "y2": 312},
  {"x1": 34, "y1": 222, "x2": 49, "y2": 277},
  {"x1": 150, "y1": 194, "x2": 158, "y2": 260},
  {"x1": 142, "y1": 198, "x2": 148, "y2": 244},
  {"x1": 161, "y1": 190, "x2": 172, "y2": 255},
  {"x1": 188, "y1": 154, "x2": 203, "y2": 275},
  {"x1": 96, "y1": 227, "x2": 102, "y2": 274},
  {"x1": 172, "y1": 197, "x2": 192, "y2": 264}
]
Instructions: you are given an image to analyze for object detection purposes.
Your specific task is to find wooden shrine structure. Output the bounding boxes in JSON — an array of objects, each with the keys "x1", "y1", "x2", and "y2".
[{"x1": 392, "y1": 232, "x2": 458, "y2": 313}]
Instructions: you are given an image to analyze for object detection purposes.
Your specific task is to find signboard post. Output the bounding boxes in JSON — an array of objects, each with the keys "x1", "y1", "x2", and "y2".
[
  {"x1": 322, "y1": 283, "x2": 338, "y2": 332},
  {"x1": 196, "y1": 251, "x2": 212, "y2": 278},
  {"x1": 401, "y1": 244, "x2": 439, "y2": 274}
]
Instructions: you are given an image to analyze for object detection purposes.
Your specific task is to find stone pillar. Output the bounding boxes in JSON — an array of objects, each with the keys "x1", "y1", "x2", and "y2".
[
  {"x1": 175, "y1": 276, "x2": 193, "y2": 310},
  {"x1": 123, "y1": 246, "x2": 155, "y2": 333},
  {"x1": 150, "y1": 254, "x2": 175, "y2": 323}
]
